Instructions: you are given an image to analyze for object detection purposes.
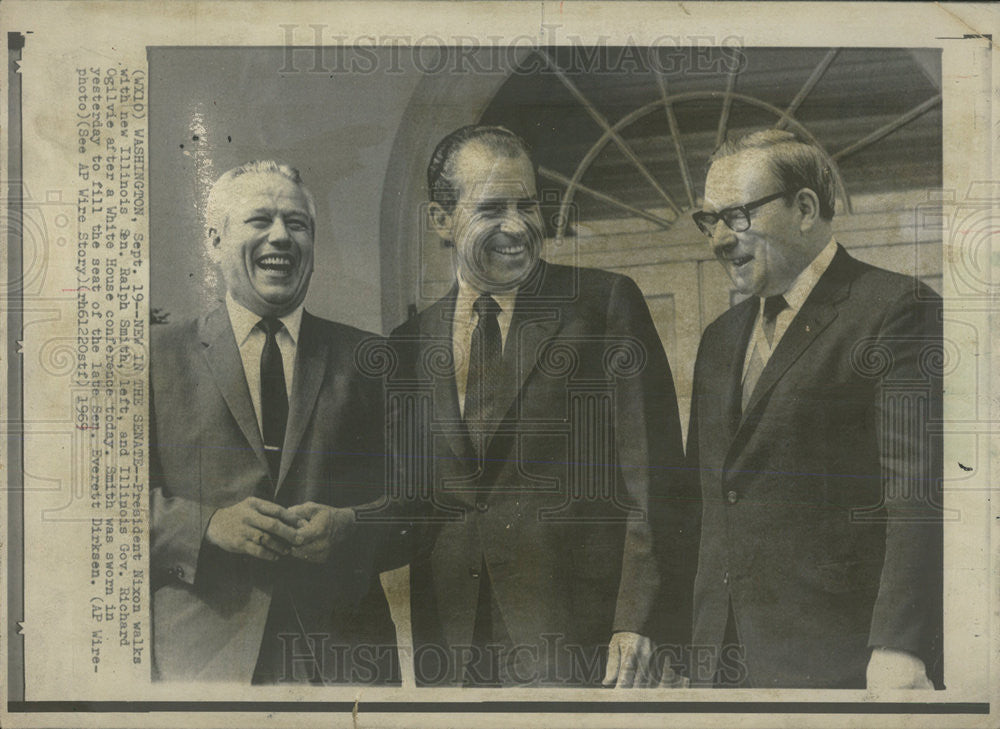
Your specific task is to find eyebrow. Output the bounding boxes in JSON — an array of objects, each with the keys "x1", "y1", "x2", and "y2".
[
  {"x1": 700, "y1": 199, "x2": 749, "y2": 215},
  {"x1": 473, "y1": 195, "x2": 538, "y2": 205},
  {"x1": 244, "y1": 207, "x2": 310, "y2": 217}
]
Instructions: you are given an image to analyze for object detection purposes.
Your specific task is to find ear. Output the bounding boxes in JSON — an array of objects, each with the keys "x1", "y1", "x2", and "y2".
[
  {"x1": 205, "y1": 227, "x2": 222, "y2": 261},
  {"x1": 427, "y1": 202, "x2": 454, "y2": 246},
  {"x1": 794, "y1": 188, "x2": 821, "y2": 233}
]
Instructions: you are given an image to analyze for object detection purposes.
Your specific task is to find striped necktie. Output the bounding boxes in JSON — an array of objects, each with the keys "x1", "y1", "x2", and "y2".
[{"x1": 741, "y1": 295, "x2": 788, "y2": 412}]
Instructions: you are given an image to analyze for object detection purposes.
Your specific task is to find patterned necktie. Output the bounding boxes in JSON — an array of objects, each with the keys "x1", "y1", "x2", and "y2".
[
  {"x1": 741, "y1": 294, "x2": 788, "y2": 412},
  {"x1": 259, "y1": 317, "x2": 288, "y2": 480},
  {"x1": 464, "y1": 295, "x2": 502, "y2": 455}
]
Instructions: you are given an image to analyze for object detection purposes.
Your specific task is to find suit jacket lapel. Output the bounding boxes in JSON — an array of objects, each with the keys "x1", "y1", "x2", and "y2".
[
  {"x1": 422, "y1": 288, "x2": 475, "y2": 461},
  {"x1": 429, "y1": 262, "x2": 563, "y2": 456},
  {"x1": 198, "y1": 305, "x2": 269, "y2": 474},
  {"x1": 276, "y1": 311, "x2": 329, "y2": 491},
  {"x1": 722, "y1": 300, "x2": 758, "y2": 438},
  {"x1": 485, "y1": 262, "x2": 562, "y2": 446},
  {"x1": 735, "y1": 246, "x2": 853, "y2": 433}
]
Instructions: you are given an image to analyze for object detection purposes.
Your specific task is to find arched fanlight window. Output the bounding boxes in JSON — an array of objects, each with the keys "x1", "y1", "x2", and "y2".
[{"x1": 479, "y1": 47, "x2": 941, "y2": 240}]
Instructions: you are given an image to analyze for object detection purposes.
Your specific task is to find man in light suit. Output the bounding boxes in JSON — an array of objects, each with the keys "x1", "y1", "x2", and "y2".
[
  {"x1": 150, "y1": 161, "x2": 397, "y2": 684},
  {"x1": 385, "y1": 126, "x2": 691, "y2": 687},
  {"x1": 687, "y1": 130, "x2": 943, "y2": 689}
]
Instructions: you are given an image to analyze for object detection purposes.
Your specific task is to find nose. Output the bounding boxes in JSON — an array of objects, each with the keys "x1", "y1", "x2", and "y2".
[
  {"x1": 498, "y1": 203, "x2": 524, "y2": 234},
  {"x1": 710, "y1": 220, "x2": 737, "y2": 255},
  {"x1": 268, "y1": 217, "x2": 292, "y2": 246}
]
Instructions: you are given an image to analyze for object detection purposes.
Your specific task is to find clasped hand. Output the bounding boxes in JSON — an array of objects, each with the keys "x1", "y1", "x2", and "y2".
[
  {"x1": 602, "y1": 632, "x2": 689, "y2": 688},
  {"x1": 205, "y1": 496, "x2": 353, "y2": 564}
]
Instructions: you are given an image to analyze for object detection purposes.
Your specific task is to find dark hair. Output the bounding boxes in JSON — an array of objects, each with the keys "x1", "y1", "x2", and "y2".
[
  {"x1": 709, "y1": 129, "x2": 836, "y2": 220},
  {"x1": 427, "y1": 125, "x2": 536, "y2": 211}
]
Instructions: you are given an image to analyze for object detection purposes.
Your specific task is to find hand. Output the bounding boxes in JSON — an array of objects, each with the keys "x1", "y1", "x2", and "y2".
[
  {"x1": 285, "y1": 501, "x2": 356, "y2": 564},
  {"x1": 866, "y1": 647, "x2": 933, "y2": 690},
  {"x1": 204, "y1": 496, "x2": 301, "y2": 561},
  {"x1": 656, "y1": 664, "x2": 690, "y2": 689},
  {"x1": 602, "y1": 632, "x2": 655, "y2": 688}
]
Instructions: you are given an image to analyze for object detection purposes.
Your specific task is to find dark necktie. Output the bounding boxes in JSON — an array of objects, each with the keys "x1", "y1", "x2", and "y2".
[
  {"x1": 259, "y1": 317, "x2": 288, "y2": 480},
  {"x1": 761, "y1": 294, "x2": 788, "y2": 348},
  {"x1": 741, "y1": 294, "x2": 788, "y2": 412},
  {"x1": 464, "y1": 295, "x2": 502, "y2": 455}
]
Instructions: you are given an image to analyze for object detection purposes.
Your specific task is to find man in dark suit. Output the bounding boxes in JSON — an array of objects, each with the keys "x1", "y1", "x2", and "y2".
[
  {"x1": 384, "y1": 126, "x2": 689, "y2": 687},
  {"x1": 687, "y1": 130, "x2": 943, "y2": 689},
  {"x1": 150, "y1": 161, "x2": 397, "y2": 684}
]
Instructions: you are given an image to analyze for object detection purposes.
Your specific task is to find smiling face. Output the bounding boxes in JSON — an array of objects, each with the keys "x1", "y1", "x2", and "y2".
[
  {"x1": 702, "y1": 149, "x2": 817, "y2": 298},
  {"x1": 208, "y1": 172, "x2": 315, "y2": 317},
  {"x1": 434, "y1": 141, "x2": 544, "y2": 293}
]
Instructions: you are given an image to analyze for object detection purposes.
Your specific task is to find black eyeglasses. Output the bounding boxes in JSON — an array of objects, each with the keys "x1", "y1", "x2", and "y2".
[{"x1": 692, "y1": 191, "x2": 788, "y2": 238}]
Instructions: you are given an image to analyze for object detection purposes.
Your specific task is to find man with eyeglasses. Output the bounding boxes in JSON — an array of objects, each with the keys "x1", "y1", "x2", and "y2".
[{"x1": 686, "y1": 130, "x2": 943, "y2": 689}]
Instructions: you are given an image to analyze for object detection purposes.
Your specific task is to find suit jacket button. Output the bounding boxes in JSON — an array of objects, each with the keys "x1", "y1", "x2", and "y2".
[
  {"x1": 475, "y1": 501, "x2": 489, "y2": 513},
  {"x1": 468, "y1": 568, "x2": 480, "y2": 579},
  {"x1": 723, "y1": 571, "x2": 730, "y2": 585},
  {"x1": 726, "y1": 490, "x2": 739, "y2": 504}
]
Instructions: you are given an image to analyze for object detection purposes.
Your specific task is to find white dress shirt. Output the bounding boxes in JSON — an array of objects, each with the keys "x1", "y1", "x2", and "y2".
[
  {"x1": 452, "y1": 274, "x2": 517, "y2": 417},
  {"x1": 741, "y1": 237, "x2": 838, "y2": 381},
  {"x1": 225, "y1": 292, "x2": 304, "y2": 434}
]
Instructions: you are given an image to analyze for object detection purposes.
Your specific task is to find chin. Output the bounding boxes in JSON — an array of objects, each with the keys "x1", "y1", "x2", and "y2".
[
  {"x1": 259, "y1": 295, "x2": 302, "y2": 315},
  {"x1": 496, "y1": 268, "x2": 534, "y2": 290},
  {"x1": 727, "y1": 273, "x2": 762, "y2": 298}
]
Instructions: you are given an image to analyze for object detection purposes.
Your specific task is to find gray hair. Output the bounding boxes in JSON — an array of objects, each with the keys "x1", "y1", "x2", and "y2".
[
  {"x1": 709, "y1": 129, "x2": 836, "y2": 220},
  {"x1": 205, "y1": 160, "x2": 317, "y2": 236}
]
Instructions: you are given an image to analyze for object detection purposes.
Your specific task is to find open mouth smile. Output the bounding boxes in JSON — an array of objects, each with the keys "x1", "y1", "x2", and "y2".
[
  {"x1": 255, "y1": 253, "x2": 295, "y2": 276},
  {"x1": 491, "y1": 243, "x2": 526, "y2": 256},
  {"x1": 729, "y1": 254, "x2": 753, "y2": 268}
]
